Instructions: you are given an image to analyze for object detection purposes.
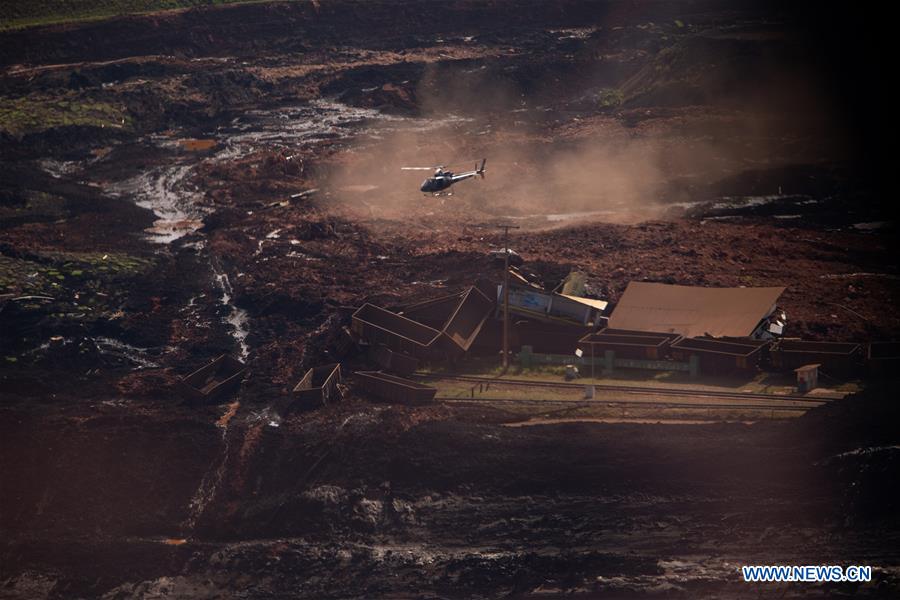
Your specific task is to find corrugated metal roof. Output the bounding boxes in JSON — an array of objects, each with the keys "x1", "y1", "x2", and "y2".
[
  {"x1": 608, "y1": 282, "x2": 784, "y2": 338},
  {"x1": 558, "y1": 294, "x2": 609, "y2": 311}
]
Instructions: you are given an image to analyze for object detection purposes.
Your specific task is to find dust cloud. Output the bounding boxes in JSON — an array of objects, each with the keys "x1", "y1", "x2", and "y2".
[
  {"x1": 324, "y1": 112, "x2": 725, "y2": 226},
  {"x1": 322, "y1": 54, "x2": 838, "y2": 226}
]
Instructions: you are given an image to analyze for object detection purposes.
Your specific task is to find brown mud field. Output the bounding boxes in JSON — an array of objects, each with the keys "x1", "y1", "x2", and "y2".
[{"x1": 1, "y1": 1, "x2": 899, "y2": 598}]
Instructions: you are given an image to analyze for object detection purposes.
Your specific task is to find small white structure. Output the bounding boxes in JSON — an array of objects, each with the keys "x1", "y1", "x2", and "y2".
[{"x1": 794, "y1": 363, "x2": 820, "y2": 393}]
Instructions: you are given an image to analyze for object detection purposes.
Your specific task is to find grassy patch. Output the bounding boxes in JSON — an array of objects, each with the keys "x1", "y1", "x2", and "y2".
[
  {"x1": 495, "y1": 404, "x2": 798, "y2": 423},
  {"x1": 1, "y1": 251, "x2": 158, "y2": 357},
  {"x1": 0, "y1": 190, "x2": 68, "y2": 223},
  {"x1": 598, "y1": 88, "x2": 624, "y2": 109},
  {"x1": 0, "y1": 255, "x2": 51, "y2": 294},
  {"x1": 0, "y1": 95, "x2": 130, "y2": 137},
  {"x1": 47, "y1": 251, "x2": 156, "y2": 279},
  {"x1": 0, "y1": 251, "x2": 155, "y2": 294},
  {"x1": 421, "y1": 361, "x2": 854, "y2": 397}
]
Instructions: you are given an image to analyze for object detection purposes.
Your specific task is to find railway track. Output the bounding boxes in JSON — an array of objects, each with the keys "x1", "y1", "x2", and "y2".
[
  {"x1": 413, "y1": 372, "x2": 834, "y2": 404},
  {"x1": 438, "y1": 397, "x2": 821, "y2": 412}
]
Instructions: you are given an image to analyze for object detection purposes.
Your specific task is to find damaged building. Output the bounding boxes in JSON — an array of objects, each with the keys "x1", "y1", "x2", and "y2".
[{"x1": 607, "y1": 281, "x2": 787, "y2": 339}]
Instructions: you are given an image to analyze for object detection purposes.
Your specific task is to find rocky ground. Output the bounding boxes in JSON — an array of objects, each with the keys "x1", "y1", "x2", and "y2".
[{"x1": 1, "y1": 1, "x2": 898, "y2": 598}]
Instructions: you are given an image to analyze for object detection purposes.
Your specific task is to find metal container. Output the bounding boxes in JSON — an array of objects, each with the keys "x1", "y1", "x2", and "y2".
[
  {"x1": 442, "y1": 286, "x2": 494, "y2": 352},
  {"x1": 179, "y1": 354, "x2": 247, "y2": 404},
  {"x1": 670, "y1": 337, "x2": 769, "y2": 373},
  {"x1": 370, "y1": 344, "x2": 419, "y2": 375},
  {"x1": 292, "y1": 363, "x2": 342, "y2": 409},
  {"x1": 352, "y1": 303, "x2": 444, "y2": 359},
  {"x1": 771, "y1": 340, "x2": 862, "y2": 375},
  {"x1": 355, "y1": 371, "x2": 437, "y2": 405},
  {"x1": 867, "y1": 342, "x2": 900, "y2": 377},
  {"x1": 578, "y1": 328, "x2": 683, "y2": 360},
  {"x1": 399, "y1": 291, "x2": 466, "y2": 327}
]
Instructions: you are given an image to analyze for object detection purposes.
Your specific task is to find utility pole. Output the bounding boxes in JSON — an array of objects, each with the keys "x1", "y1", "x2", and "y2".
[
  {"x1": 501, "y1": 224, "x2": 515, "y2": 370},
  {"x1": 473, "y1": 222, "x2": 520, "y2": 370}
]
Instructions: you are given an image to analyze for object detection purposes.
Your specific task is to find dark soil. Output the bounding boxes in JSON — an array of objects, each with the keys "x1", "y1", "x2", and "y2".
[{"x1": 1, "y1": 1, "x2": 898, "y2": 598}]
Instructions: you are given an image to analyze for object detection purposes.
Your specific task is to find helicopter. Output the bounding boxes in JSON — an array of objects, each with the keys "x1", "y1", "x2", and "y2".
[{"x1": 402, "y1": 159, "x2": 486, "y2": 195}]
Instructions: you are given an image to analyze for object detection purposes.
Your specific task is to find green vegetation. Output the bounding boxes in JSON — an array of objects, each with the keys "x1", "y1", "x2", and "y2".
[
  {"x1": 0, "y1": 251, "x2": 157, "y2": 356},
  {"x1": 0, "y1": 190, "x2": 68, "y2": 222},
  {"x1": 0, "y1": 255, "x2": 51, "y2": 294},
  {"x1": 0, "y1": 252, "x2": 155, "y2": 294},
  {"x1": 0, "y1": 96, "x2": 130, "y2": 137},
  {"x1": 46, "y1": 251, "x2": 156, "y2": 279},
  {"x1": 597, "y1": 88, "x2": 624, "y2": 109},
  {"x1": 0, "y1": 0, "x2": 293, "y2": 31},
  {"x1": 560, "y1": 271, "x2": 587, "y2": 296},
  {"x1": 421, "y1": 358, "x2": 858, "y2": 397},
  {"x1": 427, "y1": 379, "x2": 800, "y2": 423}
]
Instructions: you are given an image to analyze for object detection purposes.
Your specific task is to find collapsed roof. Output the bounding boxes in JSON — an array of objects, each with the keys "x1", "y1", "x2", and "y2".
[
  {"x1": 501, "y1": 283, "x2": 608, "y2": 327},
  {"x1": 608, "y1": 282, "x2": 785, "y2": 338}
]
